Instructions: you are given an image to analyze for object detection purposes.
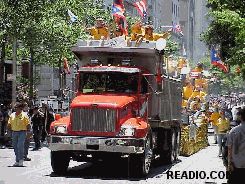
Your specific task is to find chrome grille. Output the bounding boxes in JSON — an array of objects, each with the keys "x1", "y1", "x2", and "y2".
[{"x1": 71, "y1": 108, "x2": 117, "y2": 132}]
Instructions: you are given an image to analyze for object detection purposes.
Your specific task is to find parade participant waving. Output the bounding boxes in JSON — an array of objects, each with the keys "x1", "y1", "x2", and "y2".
[
  {"x1": 85, "y1": 18, "x2": 109, "y2": 40},
  {"x1": 144, "y1": 25, "x2": 172, "y2": 41}
]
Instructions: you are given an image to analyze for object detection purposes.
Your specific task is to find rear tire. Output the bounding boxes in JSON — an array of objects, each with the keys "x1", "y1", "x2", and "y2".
[
  {"x1": 159, "y1": 128, "x2": 177, "y2": 164},
  {"x1": 51, "y1": 151, "x2": 70, "y2": 175}
]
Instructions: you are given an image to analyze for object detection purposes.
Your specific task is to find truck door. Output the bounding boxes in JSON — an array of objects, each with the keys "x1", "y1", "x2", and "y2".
[{"x1": 139, "y1": 74, "x2": 150, "y2": 121}]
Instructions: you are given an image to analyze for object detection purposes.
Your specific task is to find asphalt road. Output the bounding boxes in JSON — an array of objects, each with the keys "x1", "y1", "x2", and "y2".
[
  {"x1": 0, "y1": 143, "x2": 172, "y2": 184},
  {"x1": 0, "y1": 133, "x2": 227, "y2": 184}
]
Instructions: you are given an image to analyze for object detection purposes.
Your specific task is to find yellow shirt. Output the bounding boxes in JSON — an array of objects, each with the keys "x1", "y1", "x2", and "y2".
[
  {"x1": 131, "y1": 26, "x2": 145, "y2": 41},
  {"x1": 190, "y1": 91, "x2": 200, "y2": 98},
  {"x1": 8, "y1": 111, "x2": 30, "y2": 131},
  {"x1": 183, "y1": 86, "x2": 193, "y2": 100},
  {"x1": 210, "y1": 112, "x2": 220, "y2": 126},
  {"x1": 152, "y1": 32, "x2": 169, "y2": 41},
  {"x1": 217, "y1": 118, "x2": 229, "y2": 134},
  {"x1": 195, "y1": 78, "x2": 207, "y2": 88},
  {"x1": 90, "y1": 27, "x2": 108, "y2": 40}
]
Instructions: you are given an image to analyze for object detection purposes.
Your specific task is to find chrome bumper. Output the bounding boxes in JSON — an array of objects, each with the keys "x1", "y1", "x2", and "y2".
[{"x1": 48, "y1": 135, "x2": 146, "y2": 154}]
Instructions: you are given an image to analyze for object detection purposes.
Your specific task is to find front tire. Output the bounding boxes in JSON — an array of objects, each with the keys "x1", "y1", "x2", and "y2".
[
  {"x1": 51, "y1": 151, "x2": 70, "y2": 175},
  {"x1": 130, "y1": 135, "x2": 153, "y2": 177}
]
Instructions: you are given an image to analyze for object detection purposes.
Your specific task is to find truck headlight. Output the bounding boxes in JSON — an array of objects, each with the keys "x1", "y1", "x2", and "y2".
[
  {"x1": 120, "y1": 126, "x2": 136, "y2": 136},
  {"x1": 54, "y1": 125, "x2": 67, "y2": 134}
]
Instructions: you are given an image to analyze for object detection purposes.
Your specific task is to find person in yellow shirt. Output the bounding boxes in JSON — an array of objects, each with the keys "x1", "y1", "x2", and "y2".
[
  {"x1": 7, "y1": 102, "x2": 31, "y2": 167},
  {"x1": 195, "y1": 78, "x2": 207, "y2": 89},
  {"x1": 131, "y1": 20, "x2": 145, "y2": 42},
  {"x1": 217, "y1": 110, "x2": 229, "y2": 157},
  {"x1": 210, "y1": 104, "x2": 220, "y2": 144},
  {"x1": 87, "y1": 18, "x2": 109, "y2": 40},
  {"x1": 183, "y1": 82, "x2": 193, "y2": 100},
  {"x1": 144, "y1": 25, "x2": 172, "y2": 41}
]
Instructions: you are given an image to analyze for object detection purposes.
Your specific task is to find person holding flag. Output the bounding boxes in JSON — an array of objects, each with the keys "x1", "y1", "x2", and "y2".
[{"x1": 111, "y1": 0, "x2": 128, "y2": 36}]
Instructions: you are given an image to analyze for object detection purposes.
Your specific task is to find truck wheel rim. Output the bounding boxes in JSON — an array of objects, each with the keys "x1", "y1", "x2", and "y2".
[{"x1": 144, "y1": 136, "x2": 152, "y2": 174}]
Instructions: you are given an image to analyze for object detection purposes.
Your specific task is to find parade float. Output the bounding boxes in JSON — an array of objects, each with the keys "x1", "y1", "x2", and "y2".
[{"x1": 179, "y1": 62, "x2": 210, "y2": 156}]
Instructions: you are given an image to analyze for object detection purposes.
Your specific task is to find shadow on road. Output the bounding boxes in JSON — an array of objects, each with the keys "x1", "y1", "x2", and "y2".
[{"x1": 48, "y1": 158, "x2": 182, "y2": 181}]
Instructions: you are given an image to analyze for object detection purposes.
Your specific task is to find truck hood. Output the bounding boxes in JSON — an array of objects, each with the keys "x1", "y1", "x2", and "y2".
[{"x1": 70, "y1": 94, "x2": 136, "y2": 109}]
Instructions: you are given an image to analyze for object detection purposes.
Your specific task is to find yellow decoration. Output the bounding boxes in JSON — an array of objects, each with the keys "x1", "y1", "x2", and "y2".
[{"x1": 180, "y1": 119, "x2": 209, "y2": 156}]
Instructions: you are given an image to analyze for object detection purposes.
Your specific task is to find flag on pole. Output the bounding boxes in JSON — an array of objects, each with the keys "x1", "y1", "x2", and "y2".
[
  {"x1": 111, "y1": 0, "x2": 128, "y2": 36},
  {"x1": 111, "y1": 1, "x2": 125, "y2": 19},
  {"x1": 63, "y1": 57, "x2": 70, "y2": 74},
  {"x1": 134, "y1": 0, "x2": 147, "y2": 19},
  {"x1": 211, "y1": 46, "x2": 228, "y2": 73},
  {"x1": 67, "y1": 9, "x2": 77, "y2": 24},
  {"x1": 172, "y1": 23, "x2": 183, "y2": 35}
]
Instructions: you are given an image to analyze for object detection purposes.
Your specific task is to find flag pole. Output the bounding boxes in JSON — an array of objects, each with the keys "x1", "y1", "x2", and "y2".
[
  {"x1": 113, "y1": 16, "x2": 116, "y2": 38},
  {"x1": 161, "y1": 26, "x2": 173, "y2": 28}
]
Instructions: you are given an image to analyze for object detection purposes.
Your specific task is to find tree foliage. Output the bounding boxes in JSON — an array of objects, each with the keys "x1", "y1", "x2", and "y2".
[{"x1": 200, "y1": 0, "x2": 245, "y2": 79}]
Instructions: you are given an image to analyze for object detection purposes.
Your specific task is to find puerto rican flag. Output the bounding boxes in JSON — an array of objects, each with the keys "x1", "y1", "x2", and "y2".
[
  {"x1": 111, "y1": 0, "x2": 128, "y2": 36},
  {"x1": 134, "y1": 0, "x2": 147, "y2": 19},
  {"x1": 172, "y1": 23, "x2": 183, "y2": 35},
  {"x1": 111, "y1": 0, "x2": 125, "y2": 19},
  {"x1": 211, "y1": 46, "x2": 228, "y2": 73}
]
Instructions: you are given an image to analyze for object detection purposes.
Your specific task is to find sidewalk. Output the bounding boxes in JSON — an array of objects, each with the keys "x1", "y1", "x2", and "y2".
[{"x1": 147, "y1": 133, "x2": 227, "y2": 184}]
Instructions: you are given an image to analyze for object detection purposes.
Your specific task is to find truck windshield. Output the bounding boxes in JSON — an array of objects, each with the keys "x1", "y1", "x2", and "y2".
[{"x1": 80, "y1": 72, "x2": 139, "y2": 94}]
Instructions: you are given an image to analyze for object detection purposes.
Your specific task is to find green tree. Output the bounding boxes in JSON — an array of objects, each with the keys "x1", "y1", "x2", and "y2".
[{"x1": 200, "y1": 0, "x2": 245, "y2": 79}]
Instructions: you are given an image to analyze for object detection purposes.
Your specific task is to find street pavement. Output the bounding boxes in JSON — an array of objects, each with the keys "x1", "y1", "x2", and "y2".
[{"x1": 0, "y1": 127, "x2": 227, "y2": 184}]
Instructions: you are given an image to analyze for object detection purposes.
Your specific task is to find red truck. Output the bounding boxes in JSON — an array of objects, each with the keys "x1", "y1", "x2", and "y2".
[{"x1": 48, "y1": 39, "x2": 182, "y2": 176}]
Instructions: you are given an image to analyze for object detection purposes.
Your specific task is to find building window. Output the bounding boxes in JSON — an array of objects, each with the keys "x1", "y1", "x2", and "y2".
[
  {"x1": 178, "y1": 7, "x2": 180, "y2": 17},
  {"x1": 172, "y1": 2, "x2": 173, "y2": 14},
  {"x1": 174, "y1": 4, "x2": 175, "y2": 16}
]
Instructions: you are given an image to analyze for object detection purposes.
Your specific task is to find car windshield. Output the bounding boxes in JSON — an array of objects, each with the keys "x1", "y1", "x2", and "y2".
[{"x1": 79, "y1": 72, "x2": 139, "y2": 94}]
